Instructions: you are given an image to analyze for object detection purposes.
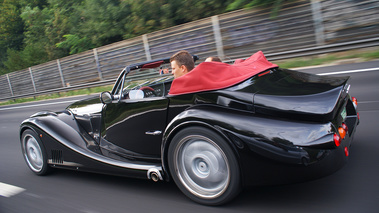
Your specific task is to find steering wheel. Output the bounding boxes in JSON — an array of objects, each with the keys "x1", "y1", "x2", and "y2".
[{"x1": 139, "y1": 86, "x2": 157, "y2": 97}]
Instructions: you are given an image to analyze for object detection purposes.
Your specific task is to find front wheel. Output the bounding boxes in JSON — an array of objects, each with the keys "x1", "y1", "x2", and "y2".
[
  {"x1": 21, "y1": 129, "x2": 50, "y2": 175},
  {"x1": 168, "y1": 127, "x2": 241, "y2": 205}
]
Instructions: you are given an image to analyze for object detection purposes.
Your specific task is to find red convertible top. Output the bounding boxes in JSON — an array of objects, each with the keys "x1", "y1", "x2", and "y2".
[{"x1": 169, "y1": 51, "x2": 278, "y2": 95}]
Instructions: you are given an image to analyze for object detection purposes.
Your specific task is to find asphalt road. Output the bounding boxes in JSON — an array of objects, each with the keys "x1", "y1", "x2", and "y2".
[{"x1": 1, "y1": 61, "x2": 378, "y2": 213}]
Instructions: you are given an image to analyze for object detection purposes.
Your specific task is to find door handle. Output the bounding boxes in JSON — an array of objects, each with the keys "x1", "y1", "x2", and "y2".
[{"x1": 145, "y1": 130, "x2": 162, "y2": 136}]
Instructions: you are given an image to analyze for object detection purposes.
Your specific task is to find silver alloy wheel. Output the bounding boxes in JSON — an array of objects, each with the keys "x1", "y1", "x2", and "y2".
[
  {"x1": 23, "y1": 134, "x2": 44, "y2": 172},
  {"x1": 173, "y1": 135, "x2": 230, "y2": 199}
]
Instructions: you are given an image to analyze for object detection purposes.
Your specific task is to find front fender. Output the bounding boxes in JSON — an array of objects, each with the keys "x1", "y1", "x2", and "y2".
[
  {"x1": 20, "y1": 110, "x2": 163, "y2": 177},
  {"x1": 20, "y1": 110, "x2": 87, "y2": 149}
]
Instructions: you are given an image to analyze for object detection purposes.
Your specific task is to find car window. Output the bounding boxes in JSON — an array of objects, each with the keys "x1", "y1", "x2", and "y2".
[
  {"x1": 121, "y1": 70, "x2": 173, "y2": 100},
  {"x1": 112, "y1": 63, "x2": 173, "y2": 100},
  {"x1": 125, "y1": 76, "x2": 173, "y2": 99}
]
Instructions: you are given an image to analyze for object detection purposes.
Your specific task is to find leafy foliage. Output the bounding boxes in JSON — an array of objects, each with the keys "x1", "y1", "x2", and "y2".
[
  {"x1": 0, "y1": 0, "x2": 286, "y2": 75},
  {"x1": 56, "y1": 34, "x2": 93, "y2": 54},
  {"x1": 226, "y1": 0, "x2": 285, "y2": 16}
]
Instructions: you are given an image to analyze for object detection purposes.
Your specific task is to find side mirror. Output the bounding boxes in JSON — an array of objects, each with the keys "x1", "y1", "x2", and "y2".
[
  {"x1": 100, "y1": 91, "x2": 113, "y2": 104},
  {"x1": 129, "y1": 90, "x2": 144, "y2": 99}
]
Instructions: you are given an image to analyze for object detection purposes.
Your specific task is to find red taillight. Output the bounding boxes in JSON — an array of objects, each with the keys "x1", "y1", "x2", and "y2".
[
  {"x1": 338, "y1": 122, "x2": 348, "y2": 139},
  {"x1": 334, "y1": 133, "x2": 341, "y2": 147},
  {"x1": 357, "y1": 112, "x2": 360, "y2": 120},
  {"x1": 344, "y1": 147, "x2": 349, "y2": 156},
  {"x1": 338, "y1": 127, "x2": 346, "y2": 139},
  {"x1": 341, "y1": 123, "x2": 348, "y2": 132},
  {"x1": 352, "y1": 97, "x2": 358, "y2": 107}
]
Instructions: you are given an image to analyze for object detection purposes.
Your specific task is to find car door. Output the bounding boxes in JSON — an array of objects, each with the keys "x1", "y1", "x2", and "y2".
[{"x1": 101, "y1": 77, "x2": 170, "y2": 161}]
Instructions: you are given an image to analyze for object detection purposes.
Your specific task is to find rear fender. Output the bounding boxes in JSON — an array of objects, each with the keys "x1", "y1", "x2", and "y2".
[
  {"x1": 161, "y1": 106, "x2": 343, "y2": 177},
  {"x1": 161, "y1": 108, "x2": 241, "y2": 180}
]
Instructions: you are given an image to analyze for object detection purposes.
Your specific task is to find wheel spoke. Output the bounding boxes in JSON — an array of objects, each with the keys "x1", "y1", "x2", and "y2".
[
  {"x1": 175, "y1": 135, "x2": 230, "y2": 198},
  {"x1": 23, "y1": 134, "x2": 44, "y2": 172}
]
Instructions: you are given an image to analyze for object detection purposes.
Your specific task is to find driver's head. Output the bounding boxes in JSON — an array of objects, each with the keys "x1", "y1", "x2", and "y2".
[{"x1": 170, "y1": 50, "x2": 195, "y2": 79}]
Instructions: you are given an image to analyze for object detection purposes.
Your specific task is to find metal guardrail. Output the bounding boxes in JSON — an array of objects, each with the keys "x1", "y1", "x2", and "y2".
[
  {"x1": 265, "y1": 37, "x2": 379, "y2": 61},
  {"x1": 1, "y1": 0, "x2": 378, "y2": 102},
  {"x1": 0, "y1": 72, "x2": 166, "y2": 101},
  {"x1": 2, "y1": 36, "x2": 377, "y2": 102}
]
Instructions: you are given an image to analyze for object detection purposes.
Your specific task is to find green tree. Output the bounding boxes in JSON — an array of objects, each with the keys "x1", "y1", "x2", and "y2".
[
  {"x1": 21, "y1": 6, "x2": 51, "y2": 46},
  {"x1": 226, "y1": 0, "x2": 287, "y2": 17},
  {"x1": 173, "y1": 0, "x2": 231, "y2": 23},
  {"x1": 0, "y1": 0, "x2": 289, "y2": 74},
  {"x1": 124, "y1": 0, "x2": 172, "y2": 37},
  {"x1": 3, "y1": 44, "x2": 48, "y2": 72},
  {"x1": 19, "y1": 0, "x2": 48, "y2": 9},
  {"x1": 0, "y1": 0, "x2": 25, "y2": 74},
  {"x1": 75, "y1": 0, "x2": 131, "y2": 46},
  {"x1": 0, "y1": 1, "x2": 24, "y2": 50},
  {"x1": 56, "y1": 34, "x2": 93, "y2": 54},
  {"x1": 2, "y1": 1, "x2": 75, "y2": 72},
  {"x1": 123, "y1": 0, "x2": 232, "y2": 38}
]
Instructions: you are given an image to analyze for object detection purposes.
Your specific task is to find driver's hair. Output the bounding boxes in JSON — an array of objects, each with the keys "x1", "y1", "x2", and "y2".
[{"x1": 170, "y1": 50, "x2": 195, "y2": 71}]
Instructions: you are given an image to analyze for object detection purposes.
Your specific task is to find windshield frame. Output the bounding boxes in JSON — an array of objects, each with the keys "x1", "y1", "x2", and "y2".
[{"x1": 110, "y1": 55, "x2": 199, "y2": 101}]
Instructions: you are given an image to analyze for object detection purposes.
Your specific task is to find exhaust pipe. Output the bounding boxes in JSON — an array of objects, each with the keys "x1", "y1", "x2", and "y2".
[
  {"x1": 151, "y1": 172, "x2": 160, "y2": 182},
  {"x1": 147, "y1": 168, "x2": 163, "y2": 182}
]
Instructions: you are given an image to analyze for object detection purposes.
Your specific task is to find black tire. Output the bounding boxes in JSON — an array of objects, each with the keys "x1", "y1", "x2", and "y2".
[
  {"x1": 21, "y1": 129, "x2": 51, "y2": 175},
  {"x1": 168, "y1": 126, "x2": 241, "y2": 205}
]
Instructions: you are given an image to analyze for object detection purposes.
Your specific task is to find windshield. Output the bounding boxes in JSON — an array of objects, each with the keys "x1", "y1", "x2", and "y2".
[
  {"x1": 111, "y1": 55, "x2": 199, "y2": 99},
  {"x1": 112, "y1": 65, "x2": 173, "y2": 100}
]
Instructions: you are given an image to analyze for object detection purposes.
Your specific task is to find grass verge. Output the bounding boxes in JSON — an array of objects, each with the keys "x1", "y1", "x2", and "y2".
[{"x1": 275, "y1": 47, "x2": 379, "y2": 68}]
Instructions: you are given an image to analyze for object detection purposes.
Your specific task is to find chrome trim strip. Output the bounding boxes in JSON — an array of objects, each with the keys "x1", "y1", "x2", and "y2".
[{"x1": 145, "y1": 130, "x2": 162, "y2": 136}]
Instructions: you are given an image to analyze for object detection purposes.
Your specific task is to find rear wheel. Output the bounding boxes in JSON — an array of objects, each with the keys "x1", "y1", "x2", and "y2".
[
  {"x1": 168, "y1": 127, "x2": 241, "y2": 205},
  {"x1": 21, "y1": 129, "x2": 50, "y2": 175}
]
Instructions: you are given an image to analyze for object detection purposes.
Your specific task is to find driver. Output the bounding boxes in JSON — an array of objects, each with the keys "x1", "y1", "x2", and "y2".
[{"x1": 169, "y1": 50, "x2": 195, "y2": 79}]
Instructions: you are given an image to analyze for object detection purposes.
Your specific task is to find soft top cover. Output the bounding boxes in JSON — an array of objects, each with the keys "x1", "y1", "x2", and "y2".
[{"x1": 169, "y1": 51, "x2": 278, "y2": 95}]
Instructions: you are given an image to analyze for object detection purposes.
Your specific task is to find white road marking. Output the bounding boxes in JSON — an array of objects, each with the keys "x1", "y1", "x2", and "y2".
[
  {"x1": 0, "y1": 182, "x2": 25, "y2": 198},
  {"x1": 0, "y1": 99, "x2": 81, "y2": 111},
  {"x1": 318, "y1": 67, "x2": 379, "y2": 76}
]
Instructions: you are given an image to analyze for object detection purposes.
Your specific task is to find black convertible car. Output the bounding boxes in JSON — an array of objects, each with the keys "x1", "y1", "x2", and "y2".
[{"x1": 20, "y1": 51, "x2": 359, "y2": 205}]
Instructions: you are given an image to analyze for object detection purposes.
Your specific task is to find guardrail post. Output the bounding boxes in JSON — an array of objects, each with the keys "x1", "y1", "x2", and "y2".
[
  {"x1": 311, "y1": 0, "x2": 325, "y2": 45},
  {"x1": 142, "y1": 34, "x2": 152, "y2": 61},
  {"x1": 6, "y1": 74, "x2": 14, "y2": 97},
  {"x1": 57, "y1": 59, "x2": 66, "y2": 87},
  {"x1": 93, "y1": 48, "x2": 103, "y2": 81},
  {"x1": 29, "y1": 67, "x2": 37, "y2": 92},
  {"x1": 211, "y1": 15, "x2": 225, "y2": 60}
]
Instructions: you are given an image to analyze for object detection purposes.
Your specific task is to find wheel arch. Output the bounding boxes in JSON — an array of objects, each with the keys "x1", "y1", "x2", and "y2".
[
  {"x1": 20, "y1": 122, "x2": 44, "y2": 143},
  {"x1": 161, "y1": 119, "x2": 242, "y2": 182},
  {"x1": 20, "y1": 124, "x2": 52, "y2": 175},
  {"x1": 20, "y1": 122, "x2": 51, "y2": 161}
]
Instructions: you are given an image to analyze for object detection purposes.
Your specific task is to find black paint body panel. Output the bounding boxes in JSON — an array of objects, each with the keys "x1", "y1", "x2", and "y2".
[{"x1": 20, "y1": 67, "x2": 359, "y2": 186}]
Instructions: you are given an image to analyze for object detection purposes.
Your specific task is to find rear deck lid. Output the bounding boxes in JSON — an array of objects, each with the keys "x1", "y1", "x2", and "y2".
[{"x1": 253, "y1": 69, "x2": 350, "y2": 121}]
